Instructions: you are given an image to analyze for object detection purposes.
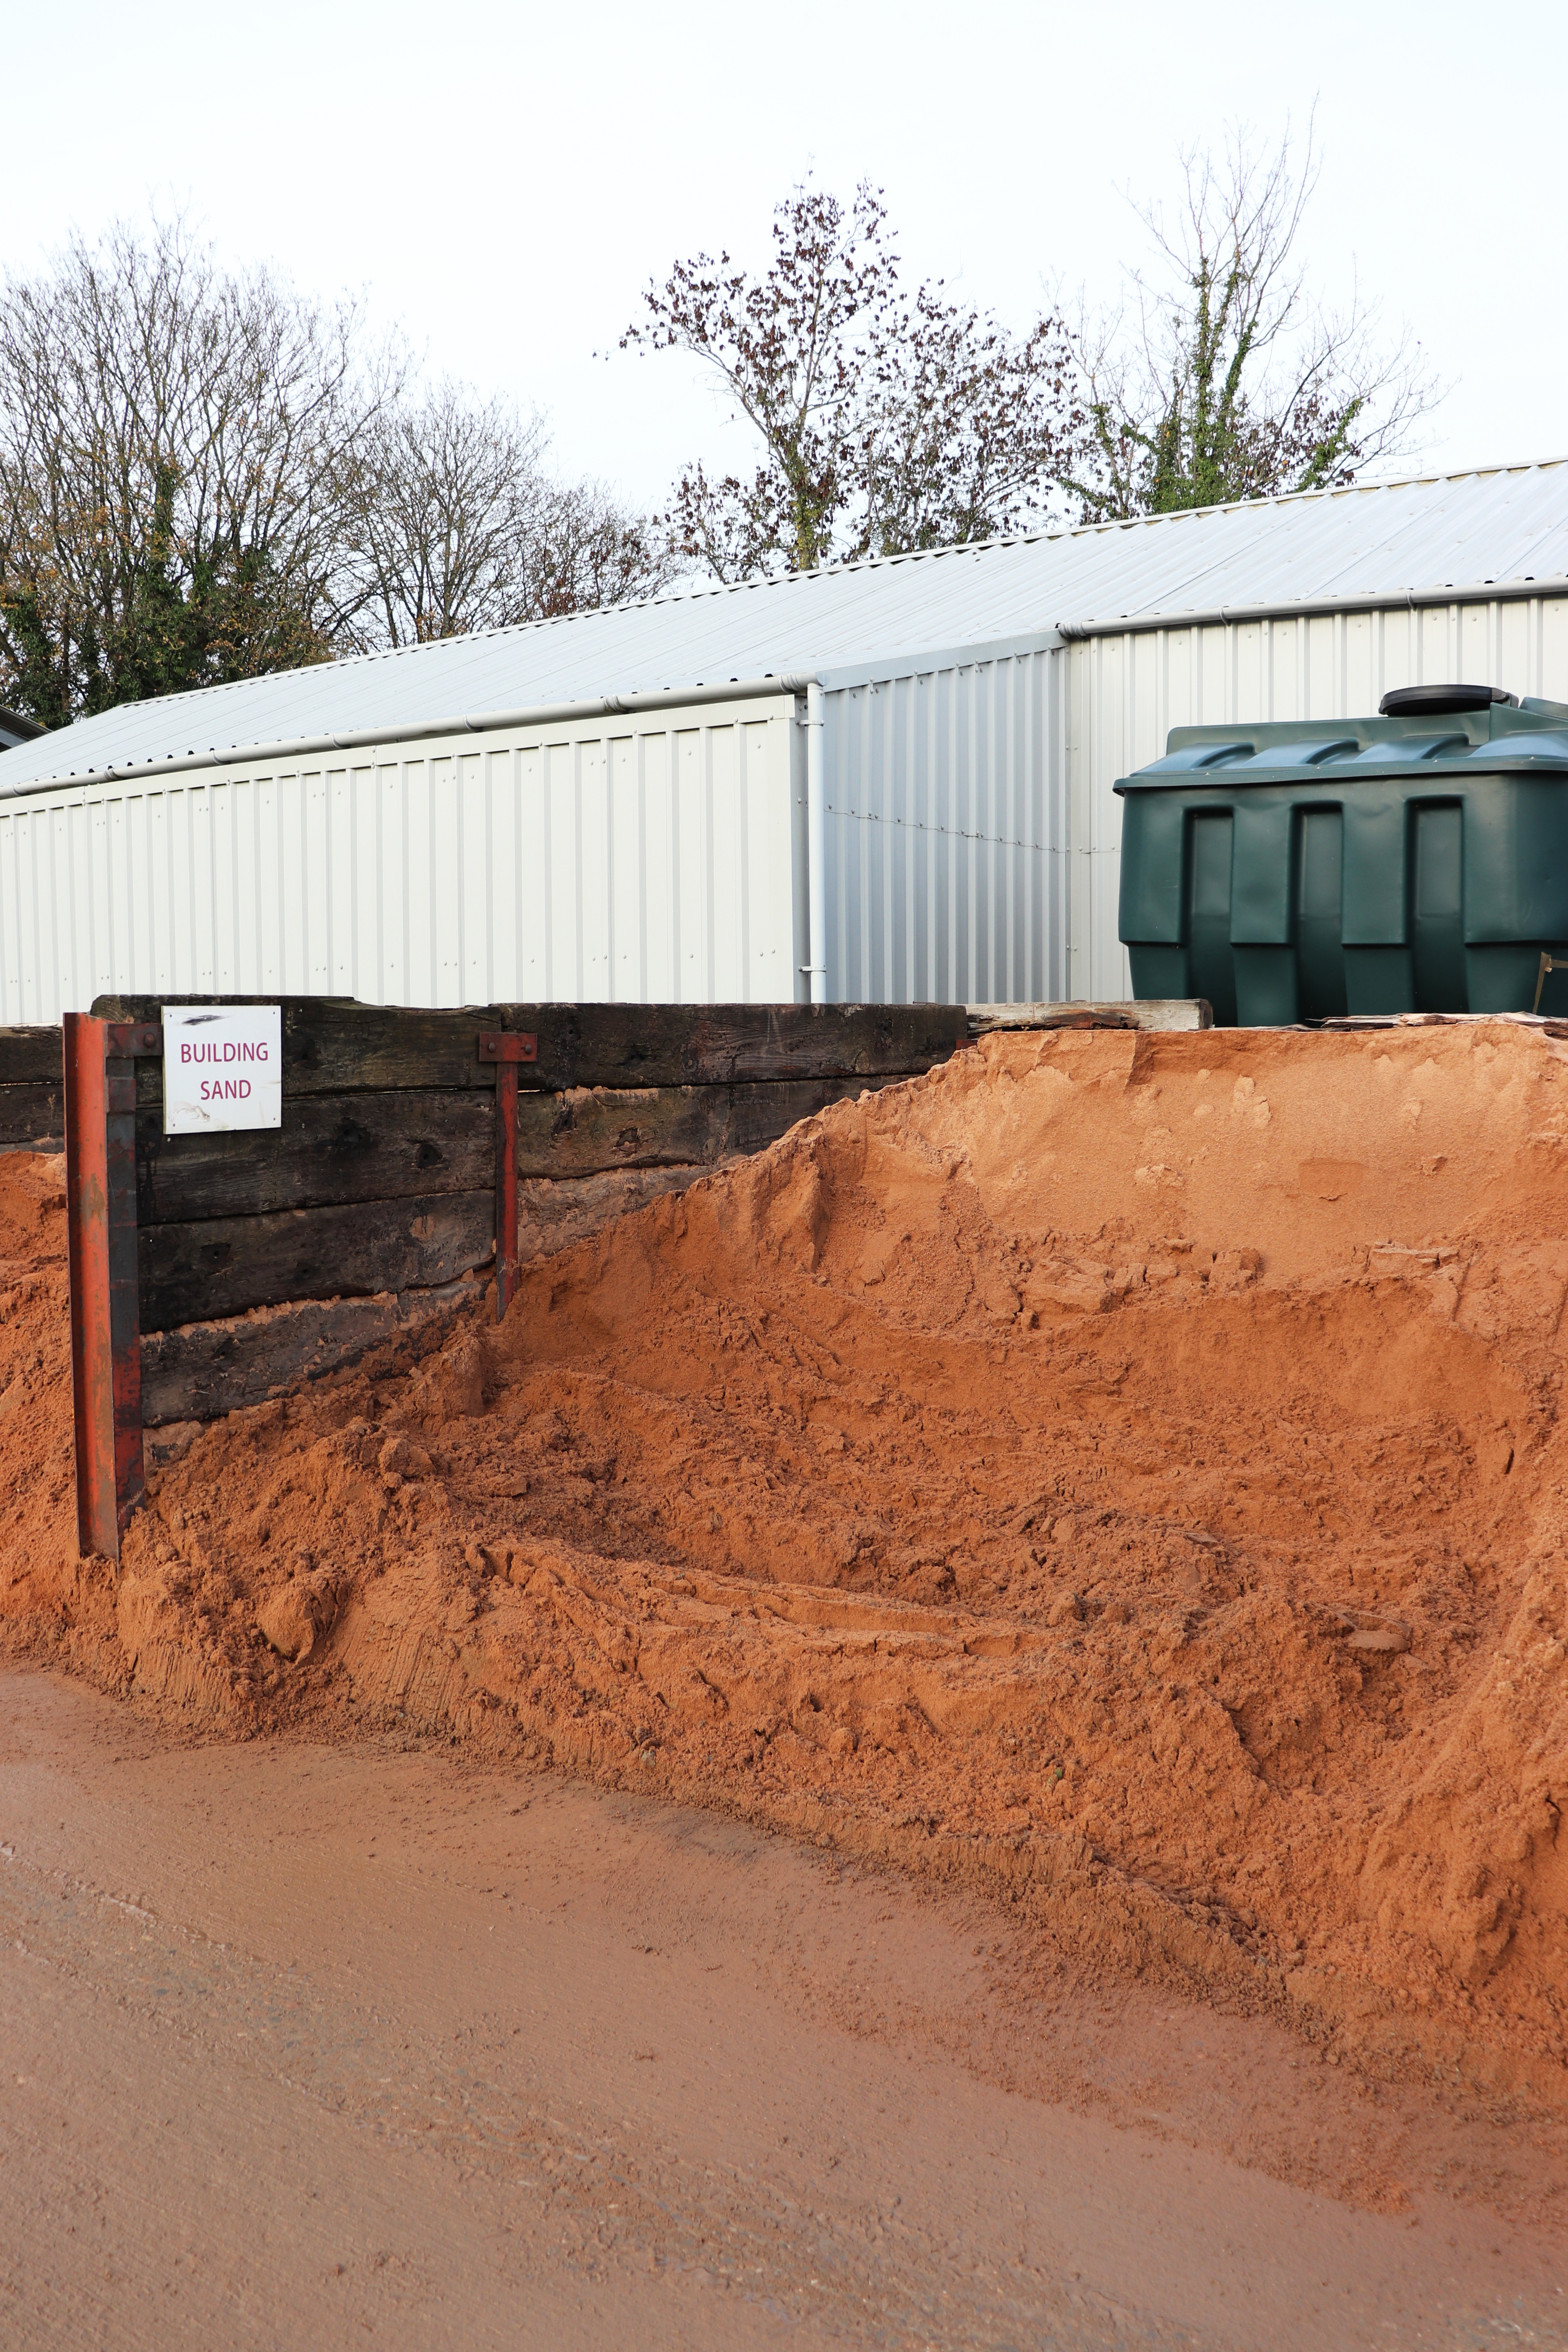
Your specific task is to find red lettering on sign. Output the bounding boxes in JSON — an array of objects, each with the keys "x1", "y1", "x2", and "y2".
[{"x1": 178, "y1": 1035, "x2": 271, "y2": 1069}]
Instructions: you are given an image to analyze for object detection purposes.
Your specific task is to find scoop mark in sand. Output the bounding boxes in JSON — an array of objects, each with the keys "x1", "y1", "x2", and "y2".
[{"x1": 1298, "y1": 1160, "x2": 1366, "y2": 1201}]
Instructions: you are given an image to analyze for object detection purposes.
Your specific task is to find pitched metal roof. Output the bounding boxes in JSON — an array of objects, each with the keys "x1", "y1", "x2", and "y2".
[{"x1": 4, "y1": 458, "x2": 1567, "y2": 795}]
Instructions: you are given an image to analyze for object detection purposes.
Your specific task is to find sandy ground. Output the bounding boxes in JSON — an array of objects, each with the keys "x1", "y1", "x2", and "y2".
[{"x1": 5, "y1": 1666, "x2": 1566, "y2": 2351}]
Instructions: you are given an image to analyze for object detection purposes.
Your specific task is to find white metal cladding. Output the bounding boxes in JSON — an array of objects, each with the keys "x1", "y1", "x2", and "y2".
[
  {"x1": 1064, "y1": 592, "x2": 1568, "y2": 1002},
  {"x1": 819, "y1": 643, "x2": 1064, "y2": 1005},
  {"x1": 0, "y1": 694, "x2": 803, "y2": 1024}
]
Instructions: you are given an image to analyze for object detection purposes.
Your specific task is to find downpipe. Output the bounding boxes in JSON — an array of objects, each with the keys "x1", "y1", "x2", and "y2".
[{"x1": 804, "y1": 682, "x2": 827, "y2": 1007}]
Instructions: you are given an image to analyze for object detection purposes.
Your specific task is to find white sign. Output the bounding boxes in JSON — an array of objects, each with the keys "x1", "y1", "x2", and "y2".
[{"x1": 162, "y1": 1004, "x2": 283, "y2": 1135}]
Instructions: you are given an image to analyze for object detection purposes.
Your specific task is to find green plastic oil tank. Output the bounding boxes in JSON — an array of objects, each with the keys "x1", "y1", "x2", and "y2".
[{"x1": 1115, "y1": 684, "x2": 1568, "y2": 1025}]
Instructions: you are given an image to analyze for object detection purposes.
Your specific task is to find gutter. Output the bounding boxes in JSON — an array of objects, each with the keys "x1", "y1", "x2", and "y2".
[
  {"x1": 0, "y1": 673, "x2": 817, "y2": 799},
  {"x1": 1055, "y1": 575, "x2": 1568, "y2": 641}
]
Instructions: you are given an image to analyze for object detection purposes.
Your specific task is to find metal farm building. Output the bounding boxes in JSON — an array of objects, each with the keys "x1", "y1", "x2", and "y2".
[{"x1": 2, "y1": 459, "x2": 1567, "y2": 1024}]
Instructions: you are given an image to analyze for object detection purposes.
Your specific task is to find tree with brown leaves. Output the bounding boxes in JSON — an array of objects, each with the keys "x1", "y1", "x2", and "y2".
[{"x1": 625, "y1": 183, "x2": 1083, "y2": 580}]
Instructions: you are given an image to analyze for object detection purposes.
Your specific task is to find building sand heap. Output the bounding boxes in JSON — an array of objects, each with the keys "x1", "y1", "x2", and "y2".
[{"x1": 2, "y1": 1020, "x2": 1566, "y2": 2101}]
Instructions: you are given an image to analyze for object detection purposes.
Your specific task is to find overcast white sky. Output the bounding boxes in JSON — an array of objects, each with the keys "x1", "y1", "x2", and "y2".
[{"x1": 8, "y1": 0, "x2": 1566, "y2": 517}]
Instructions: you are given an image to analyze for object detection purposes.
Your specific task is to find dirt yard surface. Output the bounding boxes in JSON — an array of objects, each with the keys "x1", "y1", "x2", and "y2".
[
  {"x1": 5, "y1": 1667, "x2": 1565, "y2": 2350},
  {"x1": 3, "y1": 1019, "x2": 1568, "y2": 2337}
]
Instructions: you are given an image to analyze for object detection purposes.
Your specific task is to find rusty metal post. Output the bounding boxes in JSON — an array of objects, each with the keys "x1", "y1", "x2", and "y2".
[
  {"x1": 64, "y1": 1014, "x2": 162, "y2": 1561},
  {"x1": 477, "y1": 1031, "x2": 537, "y2": 1321}
]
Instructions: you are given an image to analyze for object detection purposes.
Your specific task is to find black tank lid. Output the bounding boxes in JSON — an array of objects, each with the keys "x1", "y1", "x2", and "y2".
[{"x1": 1377, "y1": 683, "x2": 1519, "y2": 716}]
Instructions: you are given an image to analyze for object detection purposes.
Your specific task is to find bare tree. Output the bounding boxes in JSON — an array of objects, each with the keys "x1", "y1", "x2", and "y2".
[
  {"x1": 1068, "y1": 123, "x2": 1439, "y2": 521},
  {"x1": 0, "y1": 215, "x2": 392, "y2": 724},
  {"x1": 336, "y1": 382, "x2": 673, "y2": 647},
  {"x1": 625, "y1": 182, "x2": 1083, "y2": 580}
]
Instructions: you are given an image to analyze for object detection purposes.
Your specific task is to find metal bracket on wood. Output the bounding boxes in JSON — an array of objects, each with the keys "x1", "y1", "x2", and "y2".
[
  {"x1": 64, "y1": 1015, "x2": 162, "y2": 1562},
  {"x1": 477, "y1": 1031, "x2": 538, "y2": 1321}
]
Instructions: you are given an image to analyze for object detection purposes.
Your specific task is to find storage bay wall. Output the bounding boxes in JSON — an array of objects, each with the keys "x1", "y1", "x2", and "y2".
[
  {"x1": 0, "y1": 1027, "x2": 62, "y2": 1146},
  {"x1": 1063, "y1": 592, "x2": 1568, "y2": 1004},
  {"x1": 85, "y1": 996, "x2": 970, "y2": 1425}
]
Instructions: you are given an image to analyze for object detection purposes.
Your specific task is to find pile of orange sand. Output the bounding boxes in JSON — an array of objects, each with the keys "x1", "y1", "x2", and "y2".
[{"x1": 3, "y1": 1022, "x2": 1566, "y2": 2097}]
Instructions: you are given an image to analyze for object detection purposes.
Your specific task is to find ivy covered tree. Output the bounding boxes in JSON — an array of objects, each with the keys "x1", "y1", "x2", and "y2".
[
  {"x1": 1068, "y1": 125, "x2": 1437, "y2": 521},
  {"x1": 0, "y1": 217, "x2": 387, "y2": 723},
  {"x1": 0, "y1": 217, "x2": 672, "y2": 725}
]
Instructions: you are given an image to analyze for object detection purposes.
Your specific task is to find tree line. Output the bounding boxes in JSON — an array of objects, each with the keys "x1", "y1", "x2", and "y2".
[{"x1": 0, "y1": 129, "x2": 1434, "y2": 728}]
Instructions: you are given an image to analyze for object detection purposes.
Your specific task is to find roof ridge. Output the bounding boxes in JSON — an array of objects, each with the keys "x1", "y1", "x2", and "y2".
[
  {"x1": 373, "y1": 453, "x2": 1568, "y2": 639},
  {"x1": 390, "y1": 451, "x2": 1568, "y2": 633}
]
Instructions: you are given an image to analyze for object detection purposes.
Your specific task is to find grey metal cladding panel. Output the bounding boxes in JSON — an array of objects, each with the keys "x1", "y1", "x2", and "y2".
[
  {"x1": 820, "y1": 647, "x2": 1055, "y2": 1005},
  {"x1": 5, "y1": 461, "x2": 1568, "y2": 794}
]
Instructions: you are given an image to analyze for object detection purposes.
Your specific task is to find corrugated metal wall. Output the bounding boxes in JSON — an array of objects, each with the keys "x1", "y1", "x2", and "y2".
[
  {"x1": 821, "y1": 642, "x2": 1064, "y2": 1005},
  {"x1": 0, "y1": 694, "x2": 804, "y2": 1024},
  {"x1": 1065, "y1": 594, "x2": 1568, "y2": 1003}
]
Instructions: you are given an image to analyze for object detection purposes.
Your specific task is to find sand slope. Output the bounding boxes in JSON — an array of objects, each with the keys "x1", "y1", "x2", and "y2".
[{"x1": 4, "y1": 1022, "x2": 1566, "y2": 2103}]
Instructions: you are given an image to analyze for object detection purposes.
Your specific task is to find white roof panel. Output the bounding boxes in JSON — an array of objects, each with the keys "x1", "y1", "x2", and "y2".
[{"x1": 4, "y1": 459, "x2": 1567, "y2": 794}]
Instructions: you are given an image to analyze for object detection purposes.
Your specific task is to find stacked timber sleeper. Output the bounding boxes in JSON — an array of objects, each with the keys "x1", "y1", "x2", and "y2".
[
  {"x1": 89, "y1": 997, "x2": 971, "y2": 1426},
  {"x1": 0, "y1": 1027, "x2": 64, "y2": 1149}
]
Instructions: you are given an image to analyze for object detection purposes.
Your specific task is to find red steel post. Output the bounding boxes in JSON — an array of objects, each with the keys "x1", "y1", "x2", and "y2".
[
  {"x1": 64, "y1": 1015, "x2": 162, "y2": 1561},
  {"x1": 477, "y1": 1031, "x2": 537, "y2": 1323},
  {"x1": 494, "y1": 1057, "x2": 519, "y2": 1319},
  {"x1": 65, "y1": 1015, "x2": 114, "y2": 1557}
]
